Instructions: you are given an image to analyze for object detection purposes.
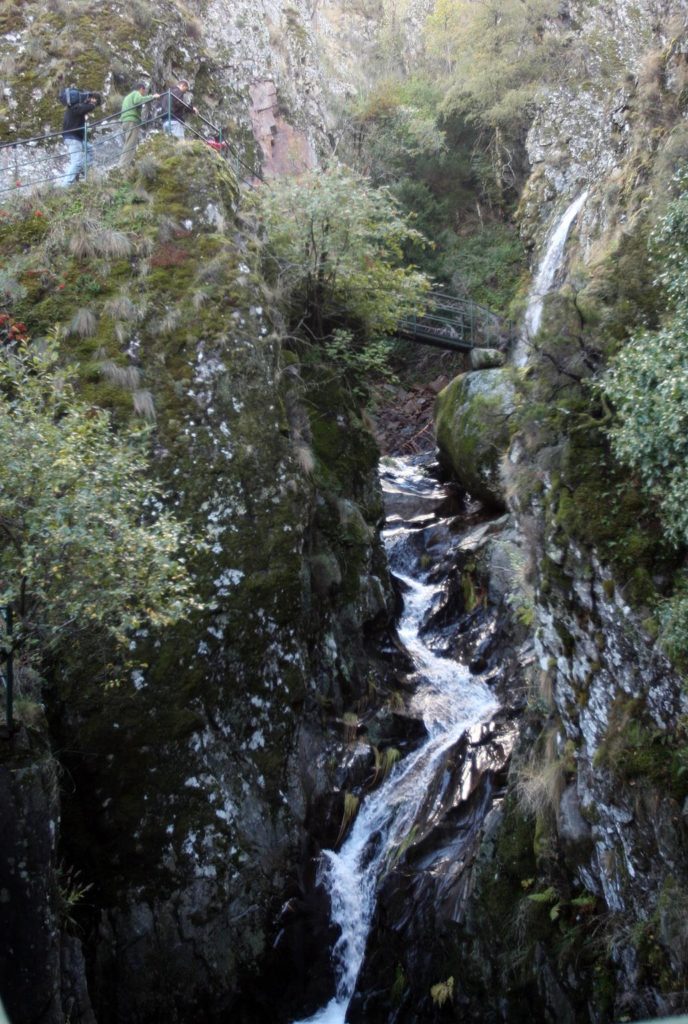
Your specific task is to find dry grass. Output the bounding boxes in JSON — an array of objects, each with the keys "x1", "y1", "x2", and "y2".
[
  {"x1": 293, "y1": 441, "x2": 315, "y2": 475},
  {"x1": 104, "y1": 294, "x2": 140, "y2": 322},
  {"x1": 99, "y1": 360, "x2": 140, "y2": 390},
  {"x1": 135, "y1": 155, "x2": 160, "y2": 185},
  {"x1": 197, "y1": 256, "x2": 229, "y2": 284},
  {"x1": 191, "y1": 288, "x2": 209, "y2": 311},
  {"x1": 130, "y1": 0, "x2": 156, "y2": 29},
  {"x1": 68, "y1": 307, "x2": 97, "y2": 338},
  {"x1": 336, "y1": 792, "x2": 360, "y2": 846},
  {"x1": 517, "y1": 726, "x2": 567, "y2": 819},
  {"x1": 132, "y1": 389, "x2": 155, "y2": 421},
  {"x1": 638, "y1": 48, "x2": 665, "y2": 88},
  {"x1": 184, "y1": 16, "x2": 203, "y2": 40},
  {"x1": 342, "y1": 711, "x2": 359, "y2": 744},
  {"x1": 150, "y1": 309, "x2": 181, "y2": 336},
  {"x1": 157, "y1": 216, "x2": 184, "y2": 243},
  {"x1": 68, "y1": 219, "x2": 133, "y2": 260}
]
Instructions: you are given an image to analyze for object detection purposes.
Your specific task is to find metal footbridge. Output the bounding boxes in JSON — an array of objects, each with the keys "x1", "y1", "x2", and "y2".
[{"x1": 398, "y1": 292, "x2": 514, "y2": 352}]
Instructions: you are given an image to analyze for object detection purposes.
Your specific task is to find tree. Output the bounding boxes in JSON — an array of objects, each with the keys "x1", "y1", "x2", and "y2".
[
  {"x1": 424, "y1": 0, "x2": 561, "y2": 193},
  {"x1": 349, "y1": 77, "x2": 446, "y2": 186},
  {"x1": 0, "y1": 331, "x2": 200, "y2": 658},
  {"x1": 251, "y1": 163, "x2": 429, "y2": 340}
]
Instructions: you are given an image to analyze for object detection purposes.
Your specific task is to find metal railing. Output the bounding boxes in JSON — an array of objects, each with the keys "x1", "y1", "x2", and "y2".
[
  {"x1": 398, "y1": 292, "x2": 514, "y2": 352},
  {"x1": 0, "y1": 89, "x2": 264, "y2": 197}
]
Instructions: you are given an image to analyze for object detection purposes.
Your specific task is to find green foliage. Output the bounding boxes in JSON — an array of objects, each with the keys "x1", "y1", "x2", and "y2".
[
  {"x1": 594, "y1": 695, "x2": 688, "y2": 801},
  {"x1": 551, "y1": 431, "x2": 673, "y2": 607},
  {"x1": 602, "y1": 180, "x2": 688, "y2": 658},
  {"x1": 660, "y1": 584, "x2": 688, "y2": 668},
  {"x1": 322, "y1": 329, "x2": 398, "y2": 398},
  {"x1": 55, "y1": 861, "x2": 93, "y2": 928},
  {"x1": 251, "y1": 163, "x2": 429, "y2": 339},
  {"x1": 604, "y1": 181, "x2": 688, "y2": 547},
  {"x1": 390, "y1": 964, "x2": 407, "y2": 1006},
  {"x1": 443, "y1": 223, "x2": 525, "y2": 312},
  {"x1": 422, "y1": 0, "x2": 562, "y2": 196},
  {"x1": 0, "y1": 333, "x2": 200, "y2": 655},
  {"x1": 344, "y1": 76, "x2": 527, "y2": 312},
  {"x1": 425, "y1": 0, "x2": 561, "y2": 132},
  {"x1": 350, "y1": 76, "x2": 446, "y2": 185}
]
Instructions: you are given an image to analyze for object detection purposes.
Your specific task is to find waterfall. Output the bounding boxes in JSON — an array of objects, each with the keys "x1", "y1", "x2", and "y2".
[
  {"x1": 513, "y1": 190, "x2": 588, "y2": 367},
  {"x1": 292, "y1": 456, "x2": 498, "y2": 1024}
]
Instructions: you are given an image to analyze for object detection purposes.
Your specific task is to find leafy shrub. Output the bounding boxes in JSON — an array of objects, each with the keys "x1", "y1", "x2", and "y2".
[
  {"x1": 603, "y1": 179, "x2": 688, "y2": 661},
  {"x1": 250, "y1": 163, "x2": 429, "y2": 340},
  {"x1": 0, "y1": 333, "x2": 201, "y2": 656}
]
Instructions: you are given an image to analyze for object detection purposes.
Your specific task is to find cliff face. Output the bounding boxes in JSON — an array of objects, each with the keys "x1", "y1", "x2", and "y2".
[
  {"x1": 0, "y1": 135, "x2": 395, "y2": 1022},
  {"x1": 423, "y1": 2, "x2": 688, "y2": 1020},
  {"x1": 0, "y1": 0, "x2": 396, "y2": 183},
  {"x1": 345, "y1": 1, "x2": 688, "y2": 1018}
]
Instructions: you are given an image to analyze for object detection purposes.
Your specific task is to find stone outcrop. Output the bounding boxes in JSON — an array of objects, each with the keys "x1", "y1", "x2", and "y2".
[
  {"x1": 0, "y1": 725, "x2": 66, "y2": 1024},
  {"x1": 434, "y1": 369, "x2": 515, "y2": 510},
  {"x1": 0, "y1": 137, "x2": 395, "y2": 1022}
]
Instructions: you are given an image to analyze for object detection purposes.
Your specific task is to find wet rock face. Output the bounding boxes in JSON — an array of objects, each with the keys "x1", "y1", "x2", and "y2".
[
  {"x1": 331, "y1": 462, "x2": 527, "y2": 1023},
  {"x1": 534, "y1": 538, "x2": 688, "y2": 920},
  {"x1": 349, "y1": 722, "x2": 515, "y2": 1024},
  {"x1": 0, "y1": 727, "x2": 90, "y2": 1024},
  {"x1": 434, "y1": 369, "x2": 515, "y2": 510}
]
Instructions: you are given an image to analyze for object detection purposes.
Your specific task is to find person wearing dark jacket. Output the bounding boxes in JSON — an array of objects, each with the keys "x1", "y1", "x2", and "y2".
[
  {"x1": 162, "y1": 79, "x2": 197, "y2": 140},
  {"x1": 59, "y1": 92, "x2": 100, "y2": 186}
]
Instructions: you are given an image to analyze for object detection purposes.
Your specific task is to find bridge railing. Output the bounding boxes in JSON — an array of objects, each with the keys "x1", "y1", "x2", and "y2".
[
  {"x1": 0, "y1": 90, "x2": 263, "y2": 198},
  {"x1": 398, "y1": 293, "x2": 514, "y2": 352},
  {"x1": 429, "y1": 292, "x2": 514, "y2": 348}
]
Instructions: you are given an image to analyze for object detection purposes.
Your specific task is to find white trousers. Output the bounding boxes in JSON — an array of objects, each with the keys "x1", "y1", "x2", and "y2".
[
  {"x1": 163, "y1": 119, "x2": 185, "y2": 140},
  {"x1": 59, "y1": 138, "x2": 93, "y2": 186}
]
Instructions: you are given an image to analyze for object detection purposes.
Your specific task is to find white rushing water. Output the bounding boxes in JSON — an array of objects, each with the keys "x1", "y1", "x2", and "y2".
[
  {"x1": 292, "y1": 457, "x2": 498, "y2": 1024},
  {"x1": 514, "y1": 190, "x2": 589, "y2": 367}
]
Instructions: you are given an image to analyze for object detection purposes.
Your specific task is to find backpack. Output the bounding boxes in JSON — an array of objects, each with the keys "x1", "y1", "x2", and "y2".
[{"x1": 58, "y1": 87, "x2": 90, "y2": 107}]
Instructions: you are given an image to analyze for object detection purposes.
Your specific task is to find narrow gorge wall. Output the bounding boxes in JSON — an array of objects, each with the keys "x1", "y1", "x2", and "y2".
[
  {"x1": 417, "y1": 3, "x2": 688, "y2": 1020},
  {"x1": 0, "y1": 136, "x2": 400, "y2": 1022}
]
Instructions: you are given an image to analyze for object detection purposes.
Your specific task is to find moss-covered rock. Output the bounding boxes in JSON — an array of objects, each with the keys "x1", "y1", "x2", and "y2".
[
  {"x1": 0, "y1": 139, "x2": 394, "y2": 1021},
  {"x1": 434, "y1": 368, "x2": 516, "y2": 509}
]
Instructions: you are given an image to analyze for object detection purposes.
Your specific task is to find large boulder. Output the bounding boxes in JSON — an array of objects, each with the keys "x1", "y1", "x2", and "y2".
[{"x1": 433, "y1": 368, "x2": 516, "y2": 509}]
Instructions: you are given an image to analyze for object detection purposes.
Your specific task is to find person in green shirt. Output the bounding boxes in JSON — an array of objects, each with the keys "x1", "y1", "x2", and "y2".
[{"x1": 119, "y1": 81, "x2": 159, "y2": 165}]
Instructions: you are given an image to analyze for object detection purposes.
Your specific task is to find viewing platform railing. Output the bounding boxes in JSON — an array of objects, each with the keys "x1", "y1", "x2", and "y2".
[{"x1": 0, "y1": 89, "x2": 263, "y2": 197}]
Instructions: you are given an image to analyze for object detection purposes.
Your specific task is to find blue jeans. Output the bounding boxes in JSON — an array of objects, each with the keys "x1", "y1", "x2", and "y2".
[
  {"x1": 163, "y1": 118, "x2": 185, "y2": 139},
  {"x1": 60, "y1": 137, "x2": 93, "y2": 185}
]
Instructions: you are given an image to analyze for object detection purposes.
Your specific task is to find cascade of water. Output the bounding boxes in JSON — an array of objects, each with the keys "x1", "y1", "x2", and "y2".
[
  {"x1": 292, "y1": 457, "x2": 498, "y2": 1024},
  {"x1": 513, "y1": 190, "x2": 588, "y2": 367}
]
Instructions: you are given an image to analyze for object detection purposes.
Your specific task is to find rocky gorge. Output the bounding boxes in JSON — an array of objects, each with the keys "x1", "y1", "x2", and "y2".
[{"x1": 1, "y1": 0, "x2": 688, "y2": 1022}]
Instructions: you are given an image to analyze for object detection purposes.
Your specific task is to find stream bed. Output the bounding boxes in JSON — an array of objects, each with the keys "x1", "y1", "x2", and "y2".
[{"x1": 292, "y1": 454, "x2": 514, "y2": 1024}]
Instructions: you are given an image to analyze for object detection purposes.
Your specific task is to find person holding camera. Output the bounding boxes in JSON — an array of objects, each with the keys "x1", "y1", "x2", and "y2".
[
  {"x1": 58, "y1": 90, "x2": 101, "y2": 186},
  {"x1": 119, "y1": 81, "x2": 160, "y2": 165}
]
